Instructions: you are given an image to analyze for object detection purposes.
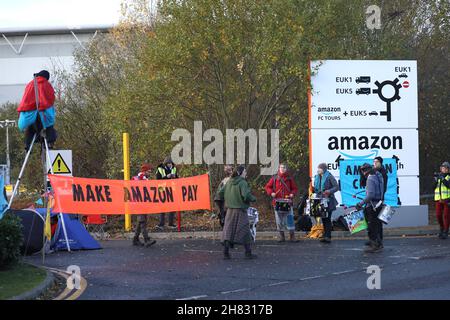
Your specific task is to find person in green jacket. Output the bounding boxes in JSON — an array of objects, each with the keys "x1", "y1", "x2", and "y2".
[{"x1": 217, "y1": 165, "x2": 257, "y2": 260}]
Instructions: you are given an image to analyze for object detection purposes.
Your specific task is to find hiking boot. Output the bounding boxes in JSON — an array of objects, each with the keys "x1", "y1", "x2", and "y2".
[
  {"x1": 223, "y1": 241, "x2": 231, "y2": 260},
  {"x1": 364, "y1": 243, "x2": 382, "y2": 253},
  {"x1": 278, "y1": 232, "x2": 286, "y2": 243},
  {"x1": 144, "y1": 239, "x2": 157, "y2": 247},
  {"x1": 245, "y1": 252, "x2": 258, "y2": 259},
  {"x1": 168, "y1": 224, "x2": 177, "y2": 230},
  {"x1": 442, "y1": 231, "x2": 449, "y2": 240},
  {"x1": 155, "y1": 225, "x2": 164, "y2": 231},
  {"x1": 438, "y1": 230, "x2": 445, "y2": 239},
  {"x1": 133, "y1": 238, "x2": 144, "y2": 246},
  {"x1": 320, "y1": 237, "x2": 331, "y2": 244},
  {"x1": 289, "y1": 232, "x2": 299, "y2": 243}
]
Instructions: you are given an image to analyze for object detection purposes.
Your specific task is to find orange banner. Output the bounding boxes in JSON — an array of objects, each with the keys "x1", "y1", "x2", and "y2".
[{"x1": 48, "y1": 174, "x2": 212, "y2": 215}]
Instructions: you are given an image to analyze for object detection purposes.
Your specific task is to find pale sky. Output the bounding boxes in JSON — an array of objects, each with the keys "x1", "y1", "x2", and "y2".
[{"x1": 0, "y1": 0, "x2": 124, "y2": 30}]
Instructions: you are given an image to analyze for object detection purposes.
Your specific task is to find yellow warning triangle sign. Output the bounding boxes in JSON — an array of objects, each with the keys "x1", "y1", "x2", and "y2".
[{"x1": 48, "y1": 153, "x2": 71, "y2": 174}]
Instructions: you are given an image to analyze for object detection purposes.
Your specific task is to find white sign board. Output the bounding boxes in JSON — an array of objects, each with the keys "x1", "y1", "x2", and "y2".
[
  {"x1": 47, "y1": 150, "x2": 72, "y2": 176},
  {"x1": 309, "y1": 60, "x2": 420, "y2": 206},
  {"x1": 310, "y1": 128, "x2": 419, "y2": 176},
  {"x1": 310, "y1": 60, "x2": 418, "y2": 129}
]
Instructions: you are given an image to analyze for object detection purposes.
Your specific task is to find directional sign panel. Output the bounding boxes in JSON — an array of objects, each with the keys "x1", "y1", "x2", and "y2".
[
  {"x1": 47, "y1": 150, "x2": 72, "y2": 176},
  {"x1": 310, "y1": 60, "x2": 418, "y2": 129}
]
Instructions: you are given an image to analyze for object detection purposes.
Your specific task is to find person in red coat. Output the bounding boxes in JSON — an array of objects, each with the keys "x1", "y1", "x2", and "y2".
[
  {"x1": 18, "y1": 70, "x2": 57, "y2": 150},
  {"x1": 265, "y1": 163, "x2": 299, "y2": 242},
  {"x1": 132, "y1": 163, "x2": 156, "y2": 247}
]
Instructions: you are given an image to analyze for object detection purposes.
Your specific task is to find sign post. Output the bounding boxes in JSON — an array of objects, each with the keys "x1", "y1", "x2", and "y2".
[{"x1": 123, "y1": 133, "x2": 131, "y2": 231}]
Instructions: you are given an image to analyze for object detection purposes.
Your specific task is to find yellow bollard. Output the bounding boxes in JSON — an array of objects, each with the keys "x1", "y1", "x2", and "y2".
[{"x1": 123, "y1": 133, "x2": 131, "y2": 231}]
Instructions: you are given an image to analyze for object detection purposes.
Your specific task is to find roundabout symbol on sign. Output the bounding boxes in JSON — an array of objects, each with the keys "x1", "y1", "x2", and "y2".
[{"x1": 372, "y1": 78, "x2": 402, "y2": 122}]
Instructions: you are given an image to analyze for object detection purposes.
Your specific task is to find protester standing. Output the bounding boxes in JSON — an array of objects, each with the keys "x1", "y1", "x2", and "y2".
[
  {"x1": 356, "y1": 163, "x2": 384, "y2": 253},
  {"x1": 132, "y1": 163, "x2": 156, "y2": 247},
  {"x1": 265, "y1": 163, "x2": 299, "y2": 242},
  {"x1": 373, "y1": 156, "x2": 388, "y2": 197},
  {"x1": 218, "y1": 165, "x2": 257, "y2": 260},
  {"x1": 434, "y1": 162, "x2": 450, "y2": 239},
  {"x1": 156, "y1": 156, "x2": 178, "y2": 230},
  {"x1": 312, "y1": 163, "x2": 339, "y2": 243},
  {"x1": 214, "y1": 165, "x2": 233, "y2": 228}
]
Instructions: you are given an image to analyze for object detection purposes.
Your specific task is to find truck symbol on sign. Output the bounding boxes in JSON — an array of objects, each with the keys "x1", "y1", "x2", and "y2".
[
  {"x1": 356, "y1": 76, "x2": 371, "y2": 84},
  {"x1": 356, "y1": 88, "x2": 371, "y2": 95}
]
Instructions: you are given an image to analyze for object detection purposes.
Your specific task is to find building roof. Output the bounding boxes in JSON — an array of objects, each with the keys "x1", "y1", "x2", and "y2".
[{"x1": 0, "y1": 24, "x2": 113, "y2": 36}]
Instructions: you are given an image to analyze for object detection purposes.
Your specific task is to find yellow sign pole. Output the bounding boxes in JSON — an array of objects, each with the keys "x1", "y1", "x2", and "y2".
[{"x1": 123, "y1": 133, "x2": 131, "y2": 231}]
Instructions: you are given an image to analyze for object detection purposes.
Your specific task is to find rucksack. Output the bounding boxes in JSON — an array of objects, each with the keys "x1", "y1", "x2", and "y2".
[{"x1": 296, "y1": 214, "x2": 312, "y2": 232}]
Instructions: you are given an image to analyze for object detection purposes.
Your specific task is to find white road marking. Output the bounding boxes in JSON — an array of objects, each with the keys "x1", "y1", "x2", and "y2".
[
  {"x1": 267, "y1": 281, "x2": 290, "y2": 287},
  {"x1": 300, "y1": 275, "x2": 323, "y2": 281},
  {"x1": 221, "y1": 288, "x2": 249, "y2": 294},
  {"x1": 183, "y1": 249, "x2": 222, "y2": 253},
  {"x1": 345, "y1": 248, "x2": 364, "y2": 251},
  {"x1": 176, "y1": 295, "x2": 208, "y2": 300},
  {"x1": 332, "y1": 270, "x2": 355, "y2": 275}
]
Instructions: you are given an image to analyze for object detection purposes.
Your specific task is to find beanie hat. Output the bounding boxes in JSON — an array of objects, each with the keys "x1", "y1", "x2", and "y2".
[
  {"x1": 360, "y1": 163, "x2": 372, "y2": 173},
  {"x1": 441, "y1": 162, "x2": 450, "y2": 169},
  {"x1": 374, "y1": 156, "x2": 384, "y2": 164},
  {"x1": 163, "y1": 156, "x2": 173, "y2": 165},
  {"x1": 34, "y1": 70, "x2": 50, "y2": 80},
  {"x1": 140, "y1": 163, "x2": 151, "y2": 172}
]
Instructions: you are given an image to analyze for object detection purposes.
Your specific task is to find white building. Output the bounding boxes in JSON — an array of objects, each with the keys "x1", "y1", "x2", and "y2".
[{"x1": 0, "y1": 25, "x2": 111, "y2": 105}]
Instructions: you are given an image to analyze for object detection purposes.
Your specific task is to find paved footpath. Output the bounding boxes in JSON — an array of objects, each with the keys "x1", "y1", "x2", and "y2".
[{"x1": 27, "y1": 236, "x2": 450, "y2": 300}]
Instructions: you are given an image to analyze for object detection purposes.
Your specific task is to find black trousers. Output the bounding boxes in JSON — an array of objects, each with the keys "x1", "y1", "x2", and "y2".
[
  {"x1": 364, "y1": 205, "x2": 383, "y2": 245},
  {"x1": 24, "y1": 118, "x2": 57, "y2": 150},
  {"x1": 322, "y1": 209, "x2": 334, "y2": 238},
  {"x1": 159, "y1": 212, "x2": 175, "y2": 226}
]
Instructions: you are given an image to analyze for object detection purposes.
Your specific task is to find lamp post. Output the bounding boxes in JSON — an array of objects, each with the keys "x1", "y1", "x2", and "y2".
[{"x1": 0, "y1": 119, "x2": 16, "y2": 185}]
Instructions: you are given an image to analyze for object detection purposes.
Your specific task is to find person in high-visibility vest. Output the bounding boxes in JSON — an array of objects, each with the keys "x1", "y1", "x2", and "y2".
[
  {"x1": 155, "y1": 156, "x2": 178, "y2": 230},
  {"x1": 434, "y1": 162, "x2": 450, "y2": 239}
]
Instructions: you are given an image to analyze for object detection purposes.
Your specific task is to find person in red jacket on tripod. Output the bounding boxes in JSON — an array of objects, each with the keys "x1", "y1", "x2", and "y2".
[
  {"x1": 265, "y1": 163, "x2": 299, "y2": 242},
  {"x1": 18, "y1": 70, "x2": 57, "y2": 150}
]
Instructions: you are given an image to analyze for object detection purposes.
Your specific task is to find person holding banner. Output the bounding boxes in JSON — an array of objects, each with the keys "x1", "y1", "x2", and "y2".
[
  {"x1": 356, "y1": 163, "x2": 384, "y2": 253},
  {"x1": 155, "y1": 156, "x2": 178, "y2": 230},
  {"x1": 312, "y1": 163, "x2": 339, "y2": 244},
  {"x1": 218, "y1": 165, "x2": 257, "y2": 260},
  {"x1": 265, "y1": 163, "x2": 299, "y2": 243},
  {"x1": 434, "y1": 162, "x2": 450, "y2": 239},
  {"x1": 214, "y1": 165, "x2": 233, "y2": 228},
  {"x1": 132, "y1": 163, "x2": 157, "y2": 247}
]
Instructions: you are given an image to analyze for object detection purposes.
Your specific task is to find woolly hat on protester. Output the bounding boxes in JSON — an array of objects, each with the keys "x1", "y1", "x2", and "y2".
[
  {"x1": 163, "y1": 156, "x2": 173, "y2": 165},
  {"x1": 374, "y1": 156, "x2": 384, "y2": 164},
  {"x1": 140, "y1": 163, "x2": 152, "y2": 172},
  {"x1": 34, "y1": 70, "x2": 50, "y2": 80},
  {"x1": 441, "y1": 162, "x2": 450, "y2": 169},
  {"x1": 360, "y1": 163, "x2": 372, "y2": 173}
]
